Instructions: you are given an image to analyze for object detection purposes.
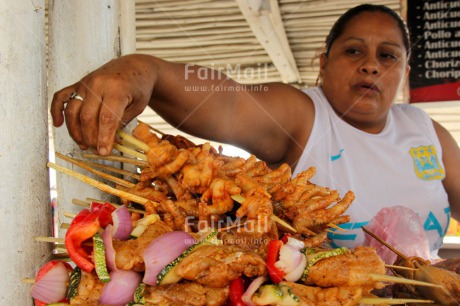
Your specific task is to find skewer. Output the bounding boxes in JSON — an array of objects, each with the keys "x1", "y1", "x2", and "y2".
[
  {"x1": 64, "y1": 212, "x2": 76, "y2": 219},
  {"x1": 113, "y1": 143, "x2": 147, "y2": 161},
  {"x1": 22, "y1": 278, "x2": 35, "y2": 284},
  {"x1": 360, "y1": 297, "x2": 433, "y2": 304},
  {"x1": 369, "y1": 273, "x2": 443, "y2": 288},
  {"x1": 73, "y1": 198, "x2": 146, "y2": 214},
  {"x1": 79, "y1": 159, "x2": 140, "y2": 180},
  {"x1": 82, "y1": 153, "x2": 149, "y2": 167},
  {"x1": 61, "y1": 223, "x2": 70, "y2": 229},
  {"x1": 47, "y1": 162, "x2": 153, "y2": 206},
  {"x1": 327, "y1": 223, "x2": 346, "y2": 232},
  {"x1": 56, "y1": 152, "x2": 135, "y2": 189},
  {"x1": 35, "y1": 237, "x2": 64, "y2": 243},
  {"x1": 136, "y1": 119, "x2": 165, "y2": 136},
  {"x1": 362, "y1": 226, "x2": 408, "y2": 261},
  {"x1": 117, "y1": 130, "x2": 151, "y2": 152},
  {"x1": 385, "y1": 264, "x2": 417, "y2": 271}
]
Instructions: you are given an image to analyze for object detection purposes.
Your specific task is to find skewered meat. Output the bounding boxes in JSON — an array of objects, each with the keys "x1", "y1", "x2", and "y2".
[
  {"x1": 283, "y1": 281, "x2": 363, "y2": 306},
  {"x1": 144, "y1": 281, "x2": 229, "y2": 306},
  {"x1": 175, "y1": 244, "x2": 266, "y2": 287},
  {"x1": 112, "y1": 220, "x2": 172, "y2": 271},
  {"x1": 304, "y1": 246, "x2": 385, "y2": 291}
]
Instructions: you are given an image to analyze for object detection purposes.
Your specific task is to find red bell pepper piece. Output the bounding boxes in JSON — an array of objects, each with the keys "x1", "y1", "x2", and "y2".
[
  {"x1": 228, "y1": 277, "x2": 245, "y2": 306},
  {"x1": 65, "y1": 209, "x2": 100, "y2": 272},
  {"x1": 90, "y1": 202, "x2": 116, "y2": 228},
  {"x1": 281, "y1": 233, "x2": 291, "y2": 244},
  {"x1": 34, "y1": 260, "x2": 73, "y2": 306},
  {"x1": 266, "y1": 239, "x2": 284, "y2": 283}
]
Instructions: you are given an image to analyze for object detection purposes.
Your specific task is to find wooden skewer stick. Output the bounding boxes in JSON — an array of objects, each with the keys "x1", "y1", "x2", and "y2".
[
  {"x1": 80, "y1": 159, "x2": 140, "y2": 180},
  {"x1": 22, "y1": 278, "x2": 35, "y2": 284},
  {"x1": 362, "y1": 226, "x2": 408, "y2": 261},
  {"x1": 113, "y1": 143, "x2": 147, "y2": 161},
  {"x1": 327, "y1": 223, "x2": 346, "y2": 232},
  {"x1": 56, "y1": 152, "x2": 134, "y2": 189},
  {"x1": 56, "y1": 152, "x2": 135, "y2": 189},
  {"x1": 385, "y1": 264, "x2": 417, "y2": 271},
  {"x1": 82, "y1": 153, "x2": 149, "y2": 167},
  {"x1": 60, "y1": 223, "x2": 70, "y2": 229},
  {"x1": 35, "y1": 237, "x2": 64, "y2": 243},
  {"x1": 64, "y1": 212, "x2": 76, "y2": 219},
  {"x1": 360, "y1": 297, "x2": 433, "y2": 304},
  {"x1": 47, "y1": 162, "x2": 151, "y2": 206},
  {"x1": 117, "y1": 130, "x2": 151, "y2": 152},
  {"x1": 369, "y1": 273, "x2": 443, "y2": 288},
  {"x1": 73, "y1": 198, "x2": 146, "y2": 214},
  {"x1": 136, "y1": 119, "x2": 165, "y2": 136}
]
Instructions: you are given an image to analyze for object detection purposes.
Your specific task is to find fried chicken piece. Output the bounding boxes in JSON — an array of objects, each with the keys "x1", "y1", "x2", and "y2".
[
  {"x1": 304, "y1": 246, "x2": 385, "y2": 291},
  {"x1": 282, "y1": 282, "x2": 363, "y2": 306},
  {"x1": 144, "y1": 281, "x2": 228, "y2": 306},
  {"x1": 199, "y1": 178, "x2": 241, "y2": 218},
  {"x1": 69, "y1": 271, "x2": 104, "y2": 305},
  {"x1": 293, "y1": 191, "x2": 355, "y2": 234},
  {"x1": 235, "y1": 187, "x2": 273, "y2": 234},
  {"x1": 175, "y1": 245, "x2": 266, "y2": 288},
  {"x1": 180, "y1": 143, "x2": 216, "y2": 194},
  {"x1": 112, "y1": 220, "x2": 172, "y2": 271},
  {"x1": 220, "y1": 224, "x2": 278, "y2": 257}
]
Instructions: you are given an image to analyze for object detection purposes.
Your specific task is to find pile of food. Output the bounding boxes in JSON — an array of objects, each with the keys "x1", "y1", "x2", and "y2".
[{"x1": 29, "y1": 122, "x2": 453, "y2": 306}]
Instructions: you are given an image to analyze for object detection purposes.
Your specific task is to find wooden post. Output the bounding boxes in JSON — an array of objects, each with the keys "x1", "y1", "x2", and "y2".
[{"x1": 0, "y1": 1, "x2": 50, "y2": 305}]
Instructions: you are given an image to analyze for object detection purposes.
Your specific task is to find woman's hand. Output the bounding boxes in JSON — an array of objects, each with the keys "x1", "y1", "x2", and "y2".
[{"x1": 50, "y1": 54, "x2": 156, "y2": 155}]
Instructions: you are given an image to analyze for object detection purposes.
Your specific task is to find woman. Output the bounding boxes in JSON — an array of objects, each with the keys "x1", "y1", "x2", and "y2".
[{"x1": 51, "y1": 4, "x2": 460, "y2": 256}]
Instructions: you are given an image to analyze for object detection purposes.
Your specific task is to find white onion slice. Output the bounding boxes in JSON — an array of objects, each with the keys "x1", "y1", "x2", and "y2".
[
  {"x1": 111, "y1": 205, "x2": 133, "y2": 240},
  {"x1": 241, "y1": 276, "x2": 268, "y2": 306},
  {"x1": 285, "y1": 237, "x2": 305, "y2": 250},
  {"x1": 99, "y1": 270, "x2": 142, "y2": 305},
  {"x1": 30, "y1": 262, "x2": 69, "y2": 304},
  {"x1": 102, "y1": 224, "x2": 117, "y2": 272},
  {"x1": 284, "y1": 253, "x2": 307, "y2": 282},
  {"x1": 143, "y1": 231, "x2": 195, "y2": 286},
  {"x1": 274, "y1": 244, "x2": 302, "y2": 274}
]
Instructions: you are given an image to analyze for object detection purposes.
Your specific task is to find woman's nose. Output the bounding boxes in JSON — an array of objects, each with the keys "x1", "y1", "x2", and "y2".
[{"x1": 359, "y1": 57, "x2": 380, "y2": 75}]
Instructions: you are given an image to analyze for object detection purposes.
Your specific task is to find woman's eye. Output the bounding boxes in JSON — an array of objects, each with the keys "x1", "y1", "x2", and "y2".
[
  {"x1": 345, "y1": 48, "x2": 361, "y2": 56},
  {"x1": 380, "y1": 53, "x2": 398, "y2": 61}
]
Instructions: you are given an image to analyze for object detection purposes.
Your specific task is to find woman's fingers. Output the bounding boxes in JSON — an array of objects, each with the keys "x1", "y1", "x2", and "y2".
[{"x1": 96, "y1": 94, "x2": 131, "y2": 155}]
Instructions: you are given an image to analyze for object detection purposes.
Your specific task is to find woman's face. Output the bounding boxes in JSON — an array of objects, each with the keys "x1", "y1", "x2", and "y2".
[{"x1": 320, "y1": 11, "x2": 410, "y2": 133}]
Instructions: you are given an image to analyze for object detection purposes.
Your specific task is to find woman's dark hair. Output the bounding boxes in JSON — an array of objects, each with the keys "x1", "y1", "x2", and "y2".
[{"x1": 324, "y1": 4, "x2": 411, "y2": 59}]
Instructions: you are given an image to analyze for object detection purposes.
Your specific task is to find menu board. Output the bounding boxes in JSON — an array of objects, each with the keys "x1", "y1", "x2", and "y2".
[{"x1": 406, "y1": 0, "x2": 460, "y2": 103}]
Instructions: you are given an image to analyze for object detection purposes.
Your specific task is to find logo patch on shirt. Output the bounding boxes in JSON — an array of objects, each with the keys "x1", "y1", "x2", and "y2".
[
  {"x1": 331, "y1": 148, "x2": 344, "y2": 161},
  {"x1": 410, "y1": 145, "x2": 445, "y2": 180}
]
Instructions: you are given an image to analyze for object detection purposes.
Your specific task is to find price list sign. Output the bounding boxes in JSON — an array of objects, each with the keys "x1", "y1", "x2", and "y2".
[{"x1": 407, "y1": 1, "x2": 460, "y2": 103}]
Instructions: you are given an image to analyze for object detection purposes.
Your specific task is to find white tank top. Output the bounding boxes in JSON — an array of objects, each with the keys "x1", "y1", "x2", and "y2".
[{"x1": 294, "y1": 87, "x2": 450, "y2": 254}]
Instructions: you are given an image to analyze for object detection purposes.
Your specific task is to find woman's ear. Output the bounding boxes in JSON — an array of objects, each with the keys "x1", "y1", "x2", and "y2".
[{"x1": 319, "y1": 53, "x2": 327, "y2": 80}]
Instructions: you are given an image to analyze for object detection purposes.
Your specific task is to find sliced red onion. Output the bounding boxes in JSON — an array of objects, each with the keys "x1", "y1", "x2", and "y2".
[
  {"x1": 284, "y1": 253, "x2": 307, "y2": 282},
  {"x1": 143, "y1": 231, "x2": 195, "y2": 286},
  {"x1": 241, "y1": 276, "x2": 268, "y2": 306},
  {"x1": 99, "y1": 270, "x2": 142, "y2": 305},
  {"x1": 111, "y1": 205, "x2": 133, "y2": 240},
  {"x1": 30, "y1": 262, "x2": 69, "y2": 303},
  {"x1": 102, "y1": 224, "x2": 117, "y2": 271},
  {"x1": 274, "y1": 244, "x2": 302, "y2": 274},
  {"x1": 285, "y1": 237, "x2": 305, "y2": 250}
]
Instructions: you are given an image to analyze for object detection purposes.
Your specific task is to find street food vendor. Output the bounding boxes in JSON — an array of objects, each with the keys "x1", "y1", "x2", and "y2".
[{"x1": 50, "y1": 4, "x2": 460, "y2": 257}]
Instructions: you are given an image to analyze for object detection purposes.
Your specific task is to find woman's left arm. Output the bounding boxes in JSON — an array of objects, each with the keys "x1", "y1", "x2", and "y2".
[{"x1": 433, "y1": 120, "x2": 460, "y2": 221}]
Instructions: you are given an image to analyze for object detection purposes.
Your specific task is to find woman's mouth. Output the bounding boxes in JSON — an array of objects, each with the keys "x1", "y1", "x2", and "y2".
[{"x1": 355, "y1": 82, "x2": 380, "y2": 95}]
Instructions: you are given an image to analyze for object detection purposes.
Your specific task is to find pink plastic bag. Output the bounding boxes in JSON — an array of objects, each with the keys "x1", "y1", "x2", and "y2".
[{"x1": 363, "y1": 205, "x2": 431, "y2": 265}]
